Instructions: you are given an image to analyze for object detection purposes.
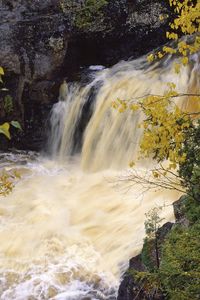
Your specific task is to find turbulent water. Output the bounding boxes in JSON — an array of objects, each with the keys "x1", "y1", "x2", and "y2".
[{"x1": 0, "y1": 53, "x2": 199, "y2": 299}]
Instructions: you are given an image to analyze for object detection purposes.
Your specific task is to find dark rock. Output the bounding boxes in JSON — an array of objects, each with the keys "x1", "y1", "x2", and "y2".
[
  {"x1": 117, "y1": 195, "x2": 194, "y2": 299},
  {"x1": 118, "y1": 254, "x2": 145, "y2": 300},
  {"x1": 157, "y1": 222, "x2": 174, "y2": 241},
  {"x1": 0, "y1": 0, "x2": 173, "y2": 150},
  {"x1": 173, "y1": 196, "x2": 190, "y2": 226},
  {"x1": 173, "y1": 196, "x2": 186, "y2": 222},
  {"x1": 117, "y1": 222, "x2": 173, "y2": 300}
]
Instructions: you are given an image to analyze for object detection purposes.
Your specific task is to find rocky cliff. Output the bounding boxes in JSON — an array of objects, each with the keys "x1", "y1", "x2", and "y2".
[
  {"x1": 0, "y1": 0, "x2": 172, "y2": 150},
  {"x1": 117, "y1": 197, "x2": 191, "y2": 300}
]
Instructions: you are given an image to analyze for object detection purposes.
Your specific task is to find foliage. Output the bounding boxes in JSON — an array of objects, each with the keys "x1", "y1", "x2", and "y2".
[
  {"x1": 0, "y1": 67, "x2": 22, "y2": 139},
  {"x1": 159, "y1": 223, "x2": 200, "y2": 300},
  {"x1": 112, "y1": 0, "x2": 200, "y2": 192},
  {"x1": 145, "y1": 0, "x2": 200, "y2": 170},
  {"x1": 134, "y1": 222, "x2": 200, "y2": 300},
  {"x1": 113, "y1": 85, "x2": 195, "y2": 172},
  {"x1": 0, "y1": 170, "x2": 21, "y2": 196},
  {"x1": 148, "y1": 0, "x2": 200, "y2": 68},
  {"x1": 0, "y1": 67, "x2": 22, "y2": 196},
  {"x1": 4, "y1": 94, "x2": 13, "y2": 114},
  {"x1": 118, "y1": 2, "x2": 200, "y2": 298},
  {"x1": 141, "y1": 208, "x2": 164, "y2": 271},
  {"x1": 145, "y1": 207, "x2": 164, "y2": 240},
  {"x1": 0, "y1": 122, "x2": 11, "y2": 139},
  {"x1": 127, "y1": 117, "x2": 200, "y2": 298},
  {"x1": 10, "y1": 120, "x2": 22, "y2": 131},
  {"x1": 131, "y1": 268, "x2": 163, "y2": 299},
  {"x1": 179, "y1": 120, "x2": 200, "y2": 201},
  {"x1": 0, "y1": 121, "x2": 22, "y2": 140},
  {"x1": 60, "y1": 0, "x2": 108, "y2": 29},
  {"x1": 0, "y1": 66, "x2": 4, "y2": 83},
  {"x1": 128, "y1": 118, "x2": 200, "y2": 296},
  {"x1": 0, "y1": 172, "x2": 14, "y2": 196},
  {"x1": 183, "y1": 196, "x2": 200, "y2": 224},
  {"x1": 141, "y1": 238, "x2": 158, "y2": 272}
]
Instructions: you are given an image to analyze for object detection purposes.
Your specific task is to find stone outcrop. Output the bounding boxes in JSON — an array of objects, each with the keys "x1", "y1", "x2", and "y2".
[
  {"x1": 117, "y1": 222, "x2": 173, "y2": 300},
  {"x1": 117, "y1": 198, "x2": 188, "y2": 300},
  {"x1": 0, "y1": 0, "x2": 172, "y2": 150}
]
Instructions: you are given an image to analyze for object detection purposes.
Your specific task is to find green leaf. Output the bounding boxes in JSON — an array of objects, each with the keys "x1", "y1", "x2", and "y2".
[
  {"x1": 4, "y1": 95, "x2": 13, "y2": 114},
  {"x1": 11, "y1": 121, "x2": 22, "y2": 131},
  {"x1": 0, "y1": 122, "x2": 11, "y2": 139}
]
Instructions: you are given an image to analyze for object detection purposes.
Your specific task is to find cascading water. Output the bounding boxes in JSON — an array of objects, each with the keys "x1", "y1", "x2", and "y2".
[
  {"x1": 0, "y1": 54, "x2": 199, "y2": 300},
  {"x1": 48, "y1": 54, "x2": 198, "y2": 171}
]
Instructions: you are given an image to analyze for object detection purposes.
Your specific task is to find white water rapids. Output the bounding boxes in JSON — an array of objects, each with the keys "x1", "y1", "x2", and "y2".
[{"x1": 0, "y1": 53, "x2": 199, "y2": 299}]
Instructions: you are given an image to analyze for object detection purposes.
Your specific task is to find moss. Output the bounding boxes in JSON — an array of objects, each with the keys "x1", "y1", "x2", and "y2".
[
  {"x1": 131, "y1": 223, "x2": 200, "y2": 299},
  {"x1": 141, "y1": 238, "x2": 157, "y2": 272},
  {"x1": 183, "y1": 196, "x2": 200, "y2": 224},
  {"x1": 159, "y1": 224, "x2": 200, "y2": 299},
  {"x1": 60, "y1": 0, "x2": 108, "y2": 29},
  {"x1": 49, "y1": 37, "x2": 64, "y2": 52}
]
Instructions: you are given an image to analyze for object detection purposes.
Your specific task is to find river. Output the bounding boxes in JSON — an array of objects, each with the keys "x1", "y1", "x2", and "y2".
[{"x1": 0, "y1": 52, "x2": 198, "y2": 299}]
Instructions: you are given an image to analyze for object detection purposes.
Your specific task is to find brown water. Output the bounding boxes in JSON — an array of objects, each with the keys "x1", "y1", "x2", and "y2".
[{"x1": 0, "y1": 53, "x2": 199, "y2": 300}]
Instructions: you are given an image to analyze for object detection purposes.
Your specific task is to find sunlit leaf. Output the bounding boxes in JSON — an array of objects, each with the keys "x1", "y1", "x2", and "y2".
[
  {"x1": 11, "y1": 121, "x2": 22, "y2": 131},
  {"x1": 0, "y1": 66, "x2": 4, "y2": 75},
  {"x1": 0, "y1": 122, "x2": 11, "y2": 139}
]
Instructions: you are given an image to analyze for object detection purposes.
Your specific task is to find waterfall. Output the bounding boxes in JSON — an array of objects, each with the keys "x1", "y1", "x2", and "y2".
[
  {"x1": 48, "y1": 54, "x2": 198, "y2": 172},
  {"x1": 0, "y1": 53, "x2": 199, "y2": 300}
]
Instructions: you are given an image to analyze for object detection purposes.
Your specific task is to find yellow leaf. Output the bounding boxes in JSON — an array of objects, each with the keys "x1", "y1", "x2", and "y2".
[
  {"x1": 129, "y1": 161, "x2": 135, "y2": 168},
  {"x1": 158, "y1": 52, "x2": 164, "y2": 58},
  {"x1": 0, "y1": 122, "x2": 11, "y2": 139},
  {"x1": 147, "y1": 54, "x2": 154, "y2": 63},
  {"x1": 152, "y1": 171, "x2": 159, "y2": 178},
  {"x1": 169, "y1": 163, "x2": 177, "y2": 170},
  {"x1": 167, "y1": 82, "x2": 176, "y2": 89},
  {"x1": 181, "y1": 56, "x2": 188, "y2": 66},
  {"x1": 0, "y1": 67, "x2": 4, "y2": 75},
  {"x1": 130, "y1": 104, "x2": 139, "y2": 111},
  {"x1": 174, "y1": 63, "x2": 181, "y2": 74}
]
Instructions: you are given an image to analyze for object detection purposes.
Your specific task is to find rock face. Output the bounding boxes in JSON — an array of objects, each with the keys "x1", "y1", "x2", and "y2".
[
  {"x1": 117, "y1": 222, "x2": 173, "y2": 300},
  {"x1": 117, "y1": 198, "x2": 188, "y2": 300},
  {"x1": 0, "y1": 0, "x2": 172, "y2": 150}
]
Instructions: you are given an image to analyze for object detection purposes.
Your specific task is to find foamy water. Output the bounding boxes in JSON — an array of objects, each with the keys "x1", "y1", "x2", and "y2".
[
  {"x1": 0, "y1": 51, "x2": 199, "y2": 299},
  {"x1": 0, "y1": 154, "x2": 177, "y2": 300}
]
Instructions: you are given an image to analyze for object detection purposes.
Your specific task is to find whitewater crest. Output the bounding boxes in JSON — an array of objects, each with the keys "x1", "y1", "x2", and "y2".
[
  {"x1": 0, "y1": 53, "x2": 199, "y2": 299},
  {"x1": 48, "y1": 54, "x2": 198, "y2": 171}
]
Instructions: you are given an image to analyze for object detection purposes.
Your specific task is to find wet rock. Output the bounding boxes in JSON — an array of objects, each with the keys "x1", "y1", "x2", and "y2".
[
  {"x1": 0, "y1": 0, "x2": 172, "y2": 150},
  {"x1": 173, "y1": 196, "x2": 190, "y2": 227},
  {"x1": 117, "y1": 222, "x2": 173, "y2": 300},
  {"x1": 117, "y1": 195, "x2": 193, "y2": 300},
  {"x1": 117, "y1": 254, "x2": 145, "y2": 300}
]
